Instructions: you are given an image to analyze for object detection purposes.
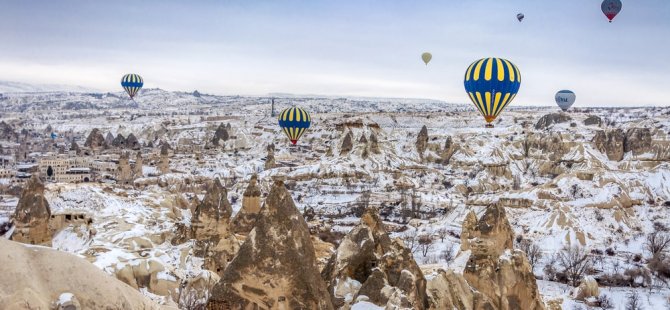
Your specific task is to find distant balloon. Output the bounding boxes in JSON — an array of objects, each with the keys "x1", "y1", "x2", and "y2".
[
  {"x1": 517, "y1": 13, "x2": 524, "y2": 22},
  {"x1": 50, "y1": 132, "x2": 57, "y2": 140},
  {"x1": 601, "y1": 0, "x2": 622, "y2": 23},
  {"x1": 121, "y1": 74, "x2": 144, "y2": 99},
  {"x1": 421, "y1": 52, "x2": 432, "y2": 65},
  {"x1": 555, "y1": 90, "x2": 576, "y2": 112},
  {"x1": 464, "y1": 57, "x2": 521, "y2": 128},
  {"x1": 278, "y1": 106, "x2": 311, "y2": 145}
]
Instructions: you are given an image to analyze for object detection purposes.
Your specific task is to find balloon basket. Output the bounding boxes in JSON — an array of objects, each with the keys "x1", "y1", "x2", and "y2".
[{"x1": 485, "y1": 124, "x2": 494, "y2": 128}]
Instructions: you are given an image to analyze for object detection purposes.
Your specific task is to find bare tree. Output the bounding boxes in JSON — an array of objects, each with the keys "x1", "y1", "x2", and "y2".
[
  {"x1": 418, "y1": 234, "x2": 433, "y2": 257},
  {"x1": 436, "y1": 227, "x2": 449, "y2": 243},
  {"x1": 401, "y1": 229, "x2": 418, "y2": 252},
  {"x1": 441, "y1": 241, "x2": 455, "y2": 266},
  {"x1": 625, "y1": 290, "x2": 643, "y2": 310},
  {"x1": 557, "y1": 246, "x2": 592, "y2": 287},
  {"x1": 598, "y1": 294, "x2": 615, "y2": 310},
  {"x1": 518, "y1": 239, "x2": 543, "y2": 268},
  {"x1": 646, "y1": 232, "x2": 670, "y2": 258}
]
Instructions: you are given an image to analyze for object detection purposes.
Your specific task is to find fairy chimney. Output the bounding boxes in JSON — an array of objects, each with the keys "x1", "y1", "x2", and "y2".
[
  {"x1": 11, "y1": 174, "x2": 52, "y2": 246},
  {"x1": 134, "y1": 151, "x2": 143, "y2": 178},
  {"x1": 158, "y1": 143, "x2": 170, "y2": 174},
  {"x1": 207, "y1": 180, "x2": 333, "y2": 309},
  {"x1": 340, "y1": 131, "x2": 353, "y2": 155},
  {"x1": 416, "y1": 125, "x2": 428, "y2": 156},
  {"x1": 231, "y1": 174, "x2": 263, "y2": 234},
  {"x1": 191, "y1": 178, "x2": 239, "y2": 275}
]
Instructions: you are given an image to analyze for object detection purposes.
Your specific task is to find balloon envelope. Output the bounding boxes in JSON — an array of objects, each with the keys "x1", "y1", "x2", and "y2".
[
  {"x1": 555, "y1": 90, "x2": 576, "y2": 111},
  {"x1": 517, "y1": 13, "x2": 524, "y2": 22},
  {"x1": 50, "y1": 132, "x2": 57, "y2": 139},
  {"x1": 601, "y1": 0, "x2": 622, "y2": 22},
  {"x1": 121, "y1": 74, "x2": 144, "y2": 99},
  {"x1": 278, "y1": 106, "x2": 311, "y2": 145},
  {"x1": 464, "y1": 57, "x2": 521, "y2": 126},
  {"x1": 421, "y1": 52, "x2": 432, "y2": 65}
]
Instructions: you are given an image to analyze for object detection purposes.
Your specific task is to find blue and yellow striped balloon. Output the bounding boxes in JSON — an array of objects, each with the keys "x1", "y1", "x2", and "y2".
[
  {"x1": 464, "y1": 58, "x2": 521, "y2": 127},
  {"x1": 121, "y1": 73, "x2": 144, "y2": 99},
  {"x1": 278, "y1": 106, "x2": 311, "y2": 145}
]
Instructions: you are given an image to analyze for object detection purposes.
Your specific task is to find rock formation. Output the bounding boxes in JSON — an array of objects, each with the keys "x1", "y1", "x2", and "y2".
[
  {"x1": 416, "y1": 125, "x2": 429, "y2": 156},
  {"x1": 426, "y1": 269, "x2": 494, "y2": 310},
  {"x1": 340, "y1": 131, "x2": 353, "y2": 155},
  {"x1": 573, "y1": 277, "x2": 599, "y2": 302},
  {"x1": 70, "y1": 140, "x2": 81, "y2": 155},
  {"x1": 134, "y1": 151, "x2": 143, "y2": 178},
  {"x1": 207, "y1": 181, "x2": 333, "y2": 310},
  {"x1": 264, "y1": 144, "x2": 275, "y2": 170},
  {"x1": 321, "y1": 207, "x2": 428, "y2": 309},
  {"x1": 535, "y1": 113, "x2": 571, "y2": 130},
  {"x1": 593, "y1": 129, "x2": 625, "y2": 161},
  {"x1": 84, "y1": 128, "x2": 107, "y2": 150},
  {"x1": 369, "y1": 132, "x2": 380, "y2": 154},
  {"x1": 462, "y1": 205, "x2": 545, "y2": 310},
  {"x1": 359, "y1": 134, "x2": 368, "y2": 144},
  {"x1": 11, "y1": 174, "x2": 51, "y2": 246},
  {"x1": 158, "y1": 143, "x2": 170, "y2": 174},
  {"x1": 112, "y1": 133, "x2": 127, "y2": 148},
  {"x1": 116, "y1": 152, "x2": 134, "y2": 186},
  {"x1": 460, "y1": 210, "x2": 478, "y2": 251},
  {"x1": 212, "y1": 123, "x2": 229, "y2": 146},
  {"x1": 231, "y1": 174, "x2": 262, "y2": 234},
  {"x1": 191, "y1": 178, "x2": 239, "y2": 275},
  {"x1": 624, "y1": 128, "x2": 652, "y2": 156},
  {"x1": 441, "y1": 136, "x2": 458, "y2": 164},
  {"x1": 126, "y1": 133, "x2": 140, "y2": 150},
  {"x1": 0, "y1": 238, "x2": 160, "y2": 309},
  {"x1": 583, "y1": 115, "x2": 602, "y2": 126},
  {"x1": 105, "y1": 132, "x2": 115, "y2": 146}
]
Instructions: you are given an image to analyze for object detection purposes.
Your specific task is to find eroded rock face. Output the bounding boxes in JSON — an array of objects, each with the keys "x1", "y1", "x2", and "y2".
[
  {"x1": 593, "y1": 129, "x2": 625, "y2": 161},
  {"x1": 158, "y1": 143, "x2": 170, "y2": 174},
  {"x1": 624, "y1": 128, "x2": 652, "y2": 156},
  {"x1": 0, "y1": 238, "x2": 160, "y2": 309},
  {"x1": 535, "y1": 113, "x2": 571, "y2": 130},
  {"x1": 191, "y1": 178, "x2": 239, "y2": 275},
  {"x1": 321, "y1": 208, "x2": 428, "y2": 309},
  {"x1": 416, "y1": 125, "x2": 429, "y2": 156},
  {"x1": 462, "y1": 205, "x2": 545, "y2": 310},
  {"x1": 460, "y1": 211, "x2": 478, "y2": 252},
  {"x1": 11, "y1": 174, "x2": 51, "y2": 246},
  {"x1": 426, "y1": 269, "x2": 495, "y2": 310},
  {"x1": 231, "y1": 174, "x2": 262, "y2": 235},
  {"x1": 207, "y1": 181, "x2": 333, "y2": 310},
  {"x1": 84, "y1": 128, "x2": 107, "y2": 150},
  {"x1": 573, "y1": 277, "x2": 599, "y2": 301},
  {"x1": 341, "y1": 131, "x2": 353, "y2": 155}
]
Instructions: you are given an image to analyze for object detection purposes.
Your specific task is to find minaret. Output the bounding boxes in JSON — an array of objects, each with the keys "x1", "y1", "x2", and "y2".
[{"x1": 271, "y1": 98, "x2": 276, "y2": 117}]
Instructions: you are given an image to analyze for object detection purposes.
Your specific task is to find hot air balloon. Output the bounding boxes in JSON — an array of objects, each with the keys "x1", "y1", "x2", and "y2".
[
  {"x1": 278, "y1": 106, "x2": 311, "y2": 145},
  {"x1": 464, "y1": 57, "x2": 521, "y2": 128},
  {"x1": 601, "y1": 0, "x2": 622, "y2": 23},
  {"x1": 50, "y1": 132, "x2": 57, "y2": 140},
  {"x1": 421, "y1": 52, "x2": 432, "y2": 65},
  {"x1": 555, "y1": 90, "x2": 576, "y2": 112},
  {"x1": 517, "y1": 13, "x2": 524, "y2": 22},
  {"x1": 121, "y1": 74, "x2": 144, "y2": 99}
]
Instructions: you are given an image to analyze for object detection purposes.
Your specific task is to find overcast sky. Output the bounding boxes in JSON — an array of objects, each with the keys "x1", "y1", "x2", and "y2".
[{"x1": 0, "y1": 1, "x2": 668, "y2": 106}]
